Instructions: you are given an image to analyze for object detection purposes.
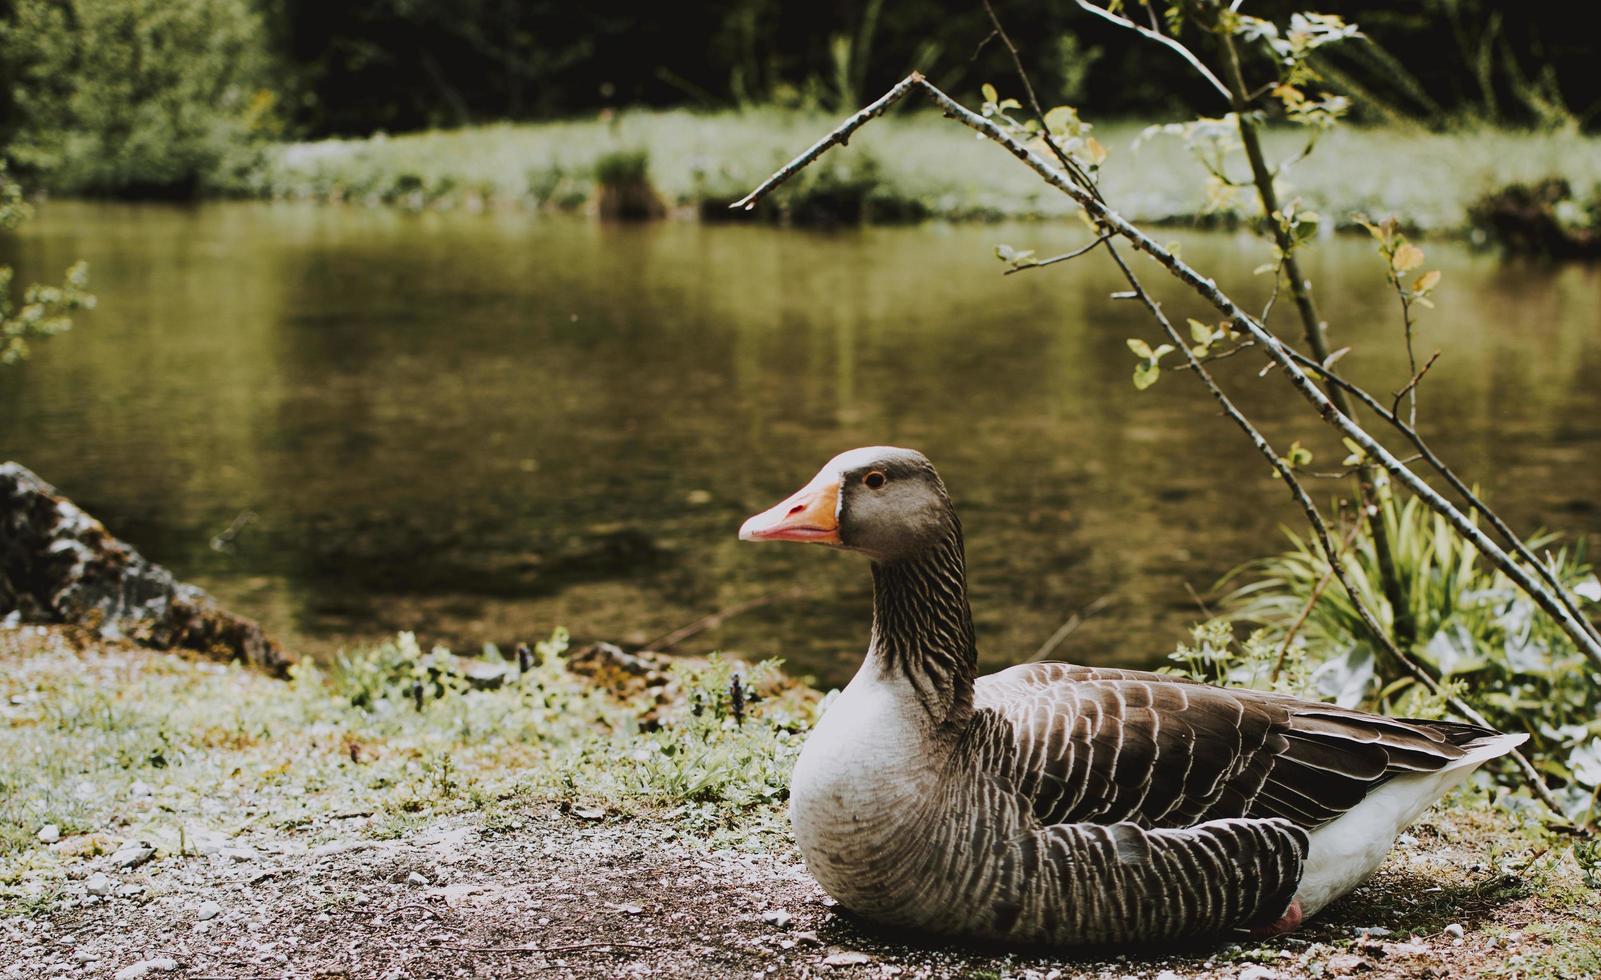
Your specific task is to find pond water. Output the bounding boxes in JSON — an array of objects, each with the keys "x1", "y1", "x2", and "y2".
[{"x1": 3, "y1": 202, "x2": 1599, "y2": 687}]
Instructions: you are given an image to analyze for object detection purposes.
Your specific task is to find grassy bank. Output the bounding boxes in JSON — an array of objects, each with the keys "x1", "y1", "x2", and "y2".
[
  {"x1": 255, "y1": 109, "x2": 1601, "y2": 234},
  {"x1": 3, "y1": 625, "x2": 1599, "y2": 978}
]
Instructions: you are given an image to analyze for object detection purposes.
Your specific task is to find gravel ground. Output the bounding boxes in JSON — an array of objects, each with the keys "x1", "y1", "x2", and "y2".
[{"x1": 8, "y1": 803, "x2": 1596, "y2": 980}]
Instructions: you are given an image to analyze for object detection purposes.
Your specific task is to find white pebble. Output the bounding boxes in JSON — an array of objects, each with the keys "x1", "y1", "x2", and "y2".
[
  {"x1": 196, "y1": 901, "x2": 222, "y2": 921},
  {"x1": 37, "y1": 824, "x2": 60, "y2": 844},
  {"x1": 113, "y1": 958, "x2": 176, "y2": 980},
  {"x1": 1444, "y1": 923, "x2": 1465, "y2": 939},
  {"x1": 84, "y1": 873, "x2": 114, "y2": 897}
]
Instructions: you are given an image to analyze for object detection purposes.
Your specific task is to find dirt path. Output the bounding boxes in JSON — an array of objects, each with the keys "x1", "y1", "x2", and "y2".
[{"x1": 10, "y1": 804, "x2": 1594, "y2": 980}]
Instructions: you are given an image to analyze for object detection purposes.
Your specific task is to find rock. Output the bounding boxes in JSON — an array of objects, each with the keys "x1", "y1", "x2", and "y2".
[
  {"x1": 1238, "y1": 967, "x2": 1279, "y2": 980},
  {"x1": 761, "y1": 908, "x2": 791, "y2": 928},
  {"x1": 572, "y1": 807, "x2": 606, "y2": 821},
  {"x1": 792, "y1": 931, "x2": 821, "y2": 946},
  {"x1": 406, "y1": 871, "x2": 429, "y2": 886},
  {"x1": 115, "y1": 883, "x2": 143, "y2": 898},
  {"x1": 1444, "y1": 923, "x2": 1465, "y2": 939},
  {"x1": 1353, "y1": 926, "x2": 1392, "y2": 939},
  {"x1": 219, "y1": 846, "x2": 258, "y2": 863},
  {"x1": 821, "y1": 951, "x2": 872, "y2": 967},
  {"x1": 84, "y1": 873, "x2": 114, "y2": 897},
  {"x1": 113, "y1": 958, "x2": 177, "y2": 980},
  {"x1": 614, "y1": 903, "x2": 643, "y2": 915},
  {"x1": 0, "y1": 462, "x2": 291, "y2": 676},
  {"x1": 1155, "y1": 972, "x2": 1183, "y2": 980},
  {"x1": 112, "y1": 843, "x2": 155, "y2": 869},
  {"x1": 1325, "y1": 954, "x2": 1369, "y2": 975},
  {"x1": 37, "y1": 824, "x2": 59, "y2": 844},
  {"x1": 196, "y1": 901, "x2": 222, "y2": 921}
]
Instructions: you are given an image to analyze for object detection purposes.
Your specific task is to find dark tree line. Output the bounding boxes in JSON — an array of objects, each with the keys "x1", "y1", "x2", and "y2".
[{"x1": 270, "y1": 0, "x2": 1598, "y2": 135}]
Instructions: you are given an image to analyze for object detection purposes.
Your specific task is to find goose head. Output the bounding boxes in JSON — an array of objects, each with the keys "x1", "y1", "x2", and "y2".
[{"x1": 738, "y1": 446, "x2": 956, "y2": 564}]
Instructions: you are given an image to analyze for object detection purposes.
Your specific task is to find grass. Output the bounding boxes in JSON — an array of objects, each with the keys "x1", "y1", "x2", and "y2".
[
  {"x1": 3, "y1": 624, "x2": 1598, "y2": 977},
  {"x1": 0, "y1": 625, "x2": 815, "y2": 913},
  {"x1": 252, "y1": 107, "x2": 1601, "y2": 233}
]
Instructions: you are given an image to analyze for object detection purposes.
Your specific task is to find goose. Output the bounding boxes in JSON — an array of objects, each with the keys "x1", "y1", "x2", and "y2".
[{"x1": 738, "y1": 446, "x2": 1525, "y2": 946}]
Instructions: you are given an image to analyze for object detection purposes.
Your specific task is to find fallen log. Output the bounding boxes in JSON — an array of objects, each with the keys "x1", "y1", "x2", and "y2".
[{"x1": 0, "y1": 461, "x2": 293, "y2": 677}]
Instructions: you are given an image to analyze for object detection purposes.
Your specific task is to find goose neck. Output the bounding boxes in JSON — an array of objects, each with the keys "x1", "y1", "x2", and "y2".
[{"x1": 867, "y1": 529, "x2": 977, "y2": 726}]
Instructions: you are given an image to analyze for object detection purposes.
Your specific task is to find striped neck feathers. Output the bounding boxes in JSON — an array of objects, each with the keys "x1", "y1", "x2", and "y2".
[{"x1": 867, "y1": 518, "x2": 977, "y2": 726}]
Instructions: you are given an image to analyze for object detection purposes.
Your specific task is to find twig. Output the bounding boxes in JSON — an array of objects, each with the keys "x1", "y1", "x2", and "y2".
[
  {"x1": 641, "y1": 588, "x2": 806, "y2": 653},
  {"x1": 1391, "y1": 349, "x2": 1440, "y2": 420},
  {"x1": 391, "y1": 902, "x2": 460, "y2": 925},
  {"x1": 1272, "y1": 515, "x2": 1363, "y2": 682},
  {"x1": 1173, "y1": 339, "x2": 1257, "y2": 371},
  {"x1": 1003, "y1": 234, "x2": 1113, "y2": 275},
  {"x1": 437, "y1": 941, "x2": 656, "y2": 955},
  {"x1": 1072, "y1": 1, "x2": 1232, "y2": 101},
  {"x1": 1028, "y1": 595, "x2": 1113, "y2": 662},
  {"x1": 730, "y1": 73, "x2": 925, "y2": 212}
]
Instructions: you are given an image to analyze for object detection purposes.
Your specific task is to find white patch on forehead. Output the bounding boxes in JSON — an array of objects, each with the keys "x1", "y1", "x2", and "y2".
[{"x1": 823, "y1": 445, "x2": 923, "y2": 477}]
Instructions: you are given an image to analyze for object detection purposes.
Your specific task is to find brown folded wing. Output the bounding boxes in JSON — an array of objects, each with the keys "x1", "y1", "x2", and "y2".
[{"x1": 973, "y1": 663, "x2": 1493, "y2": 832}]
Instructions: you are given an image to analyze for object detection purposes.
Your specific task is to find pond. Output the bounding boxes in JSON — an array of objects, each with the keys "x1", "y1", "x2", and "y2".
[{"x1": 3, "y1": 202, "x2": 1599, "y2": 688}]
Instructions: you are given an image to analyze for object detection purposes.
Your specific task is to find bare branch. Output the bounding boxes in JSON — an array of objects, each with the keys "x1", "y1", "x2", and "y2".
[
  {"x1": 1391, "y1": 349, "x2": 1441, "y2": 419},
  {"x1": 729, "y1": 73, "x2": 924, "y2": 212},
  {"x1": 1003, "y1": 234, "x2": 1114, "y2": 275},
  {"x1": 1073, "y1": 1, "x2": 1231, "y2": 101}
]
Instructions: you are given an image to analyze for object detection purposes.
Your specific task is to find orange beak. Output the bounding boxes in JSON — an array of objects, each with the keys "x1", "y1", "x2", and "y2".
[{"x1": 739, "y1": 474, "x2": 841, "y2": 545}]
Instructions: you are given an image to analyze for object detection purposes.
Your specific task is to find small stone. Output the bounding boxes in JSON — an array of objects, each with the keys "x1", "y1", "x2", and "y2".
[
  {"x1": 1325, "y1": 953, "x2": 1369, "y2": 976},
  {"x1": 1353, "y1": 926, "x2": 1392, "y2": 939},
  {"x1": 129, "y1": 781, "x2": 154, "y2": 799},
  {"x1": 792, "y1": 931, "x2": 822, "y2": 946},
  {"x1": 37, "y1": 824, "x2": 60, "y2": 844},
  {"x1": 761, "y1": 908, "x2": 791, "y2": 928},
  {"x1": 821, "y1": 951, "x2": 872, "y2": 967},
  {"x1": 406, "y1": 872, "x2": 429, "y2": 886},
  {"x1": 614, "y1": 903, "x2": 643, "y2": 915},
  {"x1": 1155, "y1": 972, "x2": 1183, "y2": 980},
  {"x1": 113, "y1": 958, "x2": 176, "y2": 980},
  {"x1": 219, "y1": 846, "x2": 258, "y2": 863},
  {"x1": 112, "y1": 843, "x2": 155, "y2": 869},
  {"x1": 572, "y1": 807, "x2": 605, "y2": 821},
  {"x1": 196, "y1": 901, "x2": 222, "y2": 921},
  {"x1": 1443, "y1": 923, "x2": 1464, "y2": 939},
  {"x1": 1238, "y1": 967, "x2": 1279, "y2": 980},
  {"x1": 114, "y1": 883, "x2": 143, "y2": 898},
  {"x1": 72, "y1": 950, "x2": 96, "y2": 963},
  {"x1": 84, "y1": 873, "x2": 114, "y2": 897}
]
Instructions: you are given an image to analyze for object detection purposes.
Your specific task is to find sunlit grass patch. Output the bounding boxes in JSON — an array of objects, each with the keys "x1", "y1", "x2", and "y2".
[{"x1": 258, "y1": 109, "x2": 1601, "y2": 233}]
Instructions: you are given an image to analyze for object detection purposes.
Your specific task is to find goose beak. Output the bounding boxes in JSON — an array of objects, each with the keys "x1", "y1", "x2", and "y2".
[{"x1": 739, "y1": 475, "x2": 841, "y2": 544}]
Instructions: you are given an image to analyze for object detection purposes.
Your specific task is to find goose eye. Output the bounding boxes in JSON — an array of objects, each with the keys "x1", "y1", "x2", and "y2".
[{"x1": 863, "y1": 471, "x2": 886, "y2": 490}]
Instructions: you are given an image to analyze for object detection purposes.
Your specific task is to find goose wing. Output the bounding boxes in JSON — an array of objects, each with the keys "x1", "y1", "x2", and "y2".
[{"x1": 973, "y1": 662, "x2": 1493, "y2": 831}]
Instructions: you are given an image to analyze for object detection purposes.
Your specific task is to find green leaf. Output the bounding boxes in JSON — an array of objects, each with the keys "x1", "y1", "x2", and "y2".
[
  {"x1": 981, "y1": 83, "x2": 999, "y2": 104},
  {"x1": 995, "y1": 244, "x2": 1015, "y2": 262},
  {"x1": 998, "y1": 98, "x2": 1021, "y2": 111},
  {"x1": 1188, "y1": 318, "x2": 1212, "y2": 344},
  {"x1": 1151, "y1": 343, "x2": 1175, "y2": 360},
  {"x1": 1132, "y1": 361, "x2": 1161, "y2": 390},
  {"x1": 1043, "y1": 105, "x2": 1076, "y2": 134},
  {"x1": 1126, "y1": 337, "x2": 1153, "y2": 359}
]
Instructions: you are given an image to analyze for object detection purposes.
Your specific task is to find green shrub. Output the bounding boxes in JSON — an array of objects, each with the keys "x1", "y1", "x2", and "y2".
[
  {"x1": 1209, "y1": 492, "x2": 1601, "y2": 823},
  {"x1": 0, "y1": 0, "x2": 278, "y2": 196},
  {"x1": 593, "y1": 148, "x2": 665, "y2": 219}
]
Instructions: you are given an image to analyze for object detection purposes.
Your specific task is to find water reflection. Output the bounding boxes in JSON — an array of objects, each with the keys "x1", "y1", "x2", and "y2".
[{"x1": 2, "y1": 203, "x2": 1598, "y2": 686}]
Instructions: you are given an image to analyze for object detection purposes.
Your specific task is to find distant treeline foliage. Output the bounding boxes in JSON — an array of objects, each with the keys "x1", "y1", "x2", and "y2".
[
  {"x1": 1, "y1": 0, "x2": 1597, "y2": 196},
  {"x1": 273, "y1": 0, "x2": 1597, "y2": 135},
  {"x1": 0, "y1": 0, "x2": 278, "y2": 195}
]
